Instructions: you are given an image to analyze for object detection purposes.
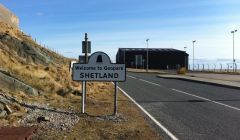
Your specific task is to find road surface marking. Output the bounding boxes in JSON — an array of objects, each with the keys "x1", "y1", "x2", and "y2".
[
  {"x1": 127, "y1": 75, "x2": 162, "y2": 86},
  {"x1": 139, "y1": 79, "x2": 162, "y2": 87},
  {"x1": 118, "y1": 86, "x2": 178, "y2": 140},
  {"x1": 127, "y1": 75, "x2": 163, "y2": 87},
  {"x1": 172, "y1": 89, "x2": 240, "y2": 111},
  {"x1": 127, "y1": 75, "x2": 137, "y2": 79}
]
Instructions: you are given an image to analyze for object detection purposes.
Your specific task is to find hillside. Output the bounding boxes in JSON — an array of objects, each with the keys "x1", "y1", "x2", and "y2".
[{"x1": 0, "y1": 22, "x2": 78, "y2": 95}]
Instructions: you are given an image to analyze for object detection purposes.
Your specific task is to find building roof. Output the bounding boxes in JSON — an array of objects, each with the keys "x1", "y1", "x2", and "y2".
[{"x1": 118, "y1": 48, "x2": 185, "y2": 52}]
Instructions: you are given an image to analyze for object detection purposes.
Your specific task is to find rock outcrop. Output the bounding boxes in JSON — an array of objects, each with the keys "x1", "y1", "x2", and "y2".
[
  {"x1": 0, "y1": 4, "x2": 19, "y2": 28},
  {"x1": 0, "y1": 68, "x2": 38, "y2": 96},
  {"x1": 0, "y1": 4, "x2": 77, "y2": 98}
]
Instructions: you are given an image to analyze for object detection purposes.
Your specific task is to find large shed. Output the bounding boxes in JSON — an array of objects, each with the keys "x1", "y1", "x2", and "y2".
[{"x1": 116, "y1": 48, "x2": 189, "y2": 70}]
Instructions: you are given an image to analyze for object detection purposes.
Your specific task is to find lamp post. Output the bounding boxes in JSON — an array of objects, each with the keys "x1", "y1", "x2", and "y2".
[
  {"x1": 192, "y1": 40, "x2": 196, "y2": 71},
  {"x1": 146, "y1": 39, "x2": 150, "y2": 72},
  {"x1": 124, "y1": 49, "x2": 126, "y2": 64},
  {"x1": 184, "y1": 46, "x2": 187, "y2": 68},
  {"x1": 184, "y1": 46, "x2": 187, "y2": 51},
  {"x1": 231, "y1": 30, "x2": 237, "y2": 72}
]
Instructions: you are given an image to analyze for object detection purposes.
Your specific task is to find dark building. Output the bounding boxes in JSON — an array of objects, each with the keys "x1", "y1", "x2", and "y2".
[{"x1": 116, "y1": 48, "x2": 189, "y2": 69}]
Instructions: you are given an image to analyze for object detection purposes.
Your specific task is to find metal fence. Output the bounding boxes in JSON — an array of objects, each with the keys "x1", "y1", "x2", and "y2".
[{"x1": 188, "y1": 63, "x2": 240, "y2": 73}]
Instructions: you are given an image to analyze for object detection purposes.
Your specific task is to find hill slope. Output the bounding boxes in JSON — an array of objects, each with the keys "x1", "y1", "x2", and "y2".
[{"x1": 0, "y1": 21, "x2": 81, "y2": 97}]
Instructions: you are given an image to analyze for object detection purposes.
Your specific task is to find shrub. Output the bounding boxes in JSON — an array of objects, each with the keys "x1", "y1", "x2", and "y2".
[{"x1": 178, "y1": 67, "x2": 187, "y2": 74}]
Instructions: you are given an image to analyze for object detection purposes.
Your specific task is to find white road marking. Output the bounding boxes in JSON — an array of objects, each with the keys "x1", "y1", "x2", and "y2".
[
  {"x1": 127, "y1": 75, "x2": 162, "y2": 87},
  {"x1": 127, "y1": 75, "x2": 137, "y2": 79},
  {"x1": 172, "y1": 89, "x2": 240, "y2": 111},
  {"x1": 139, "y1": 78, "x2": 162, "y2": 87},
  {"x1": 118, "y1": 86, "x2": 178, "y2": 140}
]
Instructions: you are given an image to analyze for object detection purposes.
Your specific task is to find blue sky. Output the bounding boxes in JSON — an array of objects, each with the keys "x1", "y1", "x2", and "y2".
[{"x1": 1, "y1": 0, "x2": 240, "y2": 61}]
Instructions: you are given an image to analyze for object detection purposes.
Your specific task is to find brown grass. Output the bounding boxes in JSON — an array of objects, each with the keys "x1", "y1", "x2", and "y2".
[
  {"x1": 32, "y1": 82, "x2": 161, "y2": 140},
  {"x1": 1, "y1": 82, "x2": 161, "y2": 139}
]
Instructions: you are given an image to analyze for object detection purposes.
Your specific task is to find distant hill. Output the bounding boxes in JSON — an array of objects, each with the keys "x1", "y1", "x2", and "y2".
[{"x1": 0, "y1": 4, "x2": 19, "y2": 28}]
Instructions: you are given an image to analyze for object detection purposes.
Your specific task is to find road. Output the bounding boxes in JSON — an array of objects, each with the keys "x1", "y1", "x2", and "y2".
[{"x1": 119, "y1": 72, "x2": 240, "y2": 140}]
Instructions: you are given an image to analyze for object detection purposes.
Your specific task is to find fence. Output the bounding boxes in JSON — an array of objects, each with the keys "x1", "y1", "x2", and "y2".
[{"x1": 188, "y1": 63, "x2": 240, "y2": 73}]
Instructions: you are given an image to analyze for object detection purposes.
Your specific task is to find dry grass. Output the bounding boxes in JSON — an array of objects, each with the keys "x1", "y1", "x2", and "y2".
[
  {"x1": 32, "y1": 82, "x2": 161, "y2": 139},
  {"x1": 0, "y1": 48, "x2": 78, "y2": 94},
  {"x1": 1, "y1": 82, "x2": 161, "y2": 139}
]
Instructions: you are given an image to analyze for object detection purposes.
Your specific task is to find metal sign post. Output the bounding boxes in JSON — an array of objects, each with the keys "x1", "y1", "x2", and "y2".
[
  {"x1": 84, "y1": 33, "x2": 89, "y2": 63},
  {"x1": 84, "y1": 33, "x2": 88, "y2": 113},
  {"x1": 82, "y1": 81, "x2": 86, "y2": 113},
  {"x1": 81, "y1": 33, "x2": 91, "y2": 114},
  {"x1": 114, "y1": 81, "x2": 118, "y2": 115}
]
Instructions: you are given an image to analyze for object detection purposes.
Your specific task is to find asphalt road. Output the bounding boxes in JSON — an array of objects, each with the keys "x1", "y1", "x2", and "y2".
[{"x1": 119, "y1": 72, "x2": 240, "y2": 140}]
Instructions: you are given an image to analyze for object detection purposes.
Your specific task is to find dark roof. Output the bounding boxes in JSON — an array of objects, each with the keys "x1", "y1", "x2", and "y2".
[{"x1": 118, "y1": 48, "x2": 185, "y2": 52}]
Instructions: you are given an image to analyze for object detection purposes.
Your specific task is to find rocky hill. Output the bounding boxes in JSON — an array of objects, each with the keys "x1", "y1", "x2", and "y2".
[
  {"x1": 0, "y1": 9, "x2": 83, "y2": 127},
  {"x1": 0, "y1": 4, "x2": 19, "y2": 28},
  {"x1": 0, "y1": 21, "x2": 79, "y2": 95},
  {"x1": 0, "y1": 3, "x2": 85, "y2": 129}
]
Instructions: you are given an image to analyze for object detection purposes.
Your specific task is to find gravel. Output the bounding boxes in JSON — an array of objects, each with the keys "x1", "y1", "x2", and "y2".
[
  {"x1": 19, "y1": 103, "x2": 80, "y2": 132},
  {"x1": 1, "y1": 91, "x2": 80, "y2": 132}
]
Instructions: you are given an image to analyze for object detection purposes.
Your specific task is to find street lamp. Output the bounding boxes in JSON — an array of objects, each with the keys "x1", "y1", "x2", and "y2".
[
  {"x1": 146, "y1": 39, "x2": 150, "y2": 72},
  {"x1": 124, "y1": 49, "x2": 126, "y2": 65},
  {"x1": 231, "y1": 30, "x2": 237, "y2": 72},
  {"x1": 192, "y1": 40, "x2": 196, "y2": 71},
  {"x1": 184, "y1": 47, "x2": 187, "y2": 68},
  {"x1": 184, "y1": 46, "x2": 187, "y2": 51}
]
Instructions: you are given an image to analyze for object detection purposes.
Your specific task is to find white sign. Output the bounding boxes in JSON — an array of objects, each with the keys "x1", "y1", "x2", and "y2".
[{"x1": 73, "y1": 52, "x2": 126, "y2": 81}]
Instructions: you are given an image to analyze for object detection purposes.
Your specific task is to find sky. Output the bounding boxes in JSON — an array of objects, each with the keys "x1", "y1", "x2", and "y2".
[{"x1": 1, "y1": 0, "x2": 240, "y2": 62}]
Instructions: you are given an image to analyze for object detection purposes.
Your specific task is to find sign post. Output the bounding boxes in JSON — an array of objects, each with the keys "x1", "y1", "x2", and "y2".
[
  {"x1": 82, "y1": 81, "x2": 86, "y2": 113},
  {"x1": 114, "y1": 81, "x2": 118, "y2": 115},
  {"x1": 81, "y1": 33, "x2": 91, "y2": 114},
  {"x1": 73, "y1": 51, "x2": 126, "y2": 115}
]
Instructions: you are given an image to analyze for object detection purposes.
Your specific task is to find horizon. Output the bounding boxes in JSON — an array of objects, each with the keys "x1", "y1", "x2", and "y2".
[{"x1": 1, "y1": 0, "x2": 240, "y2": 62}]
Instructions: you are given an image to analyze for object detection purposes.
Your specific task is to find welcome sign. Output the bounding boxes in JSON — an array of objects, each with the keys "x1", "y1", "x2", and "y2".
[{"x1": 73, "y1": 52, "x2": 126, "y2": 82}]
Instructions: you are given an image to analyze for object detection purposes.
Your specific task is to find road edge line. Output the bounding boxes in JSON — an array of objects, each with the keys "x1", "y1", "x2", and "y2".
[{"x1": 117, "y1": 86, "x2": 178, "y2": 140}]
